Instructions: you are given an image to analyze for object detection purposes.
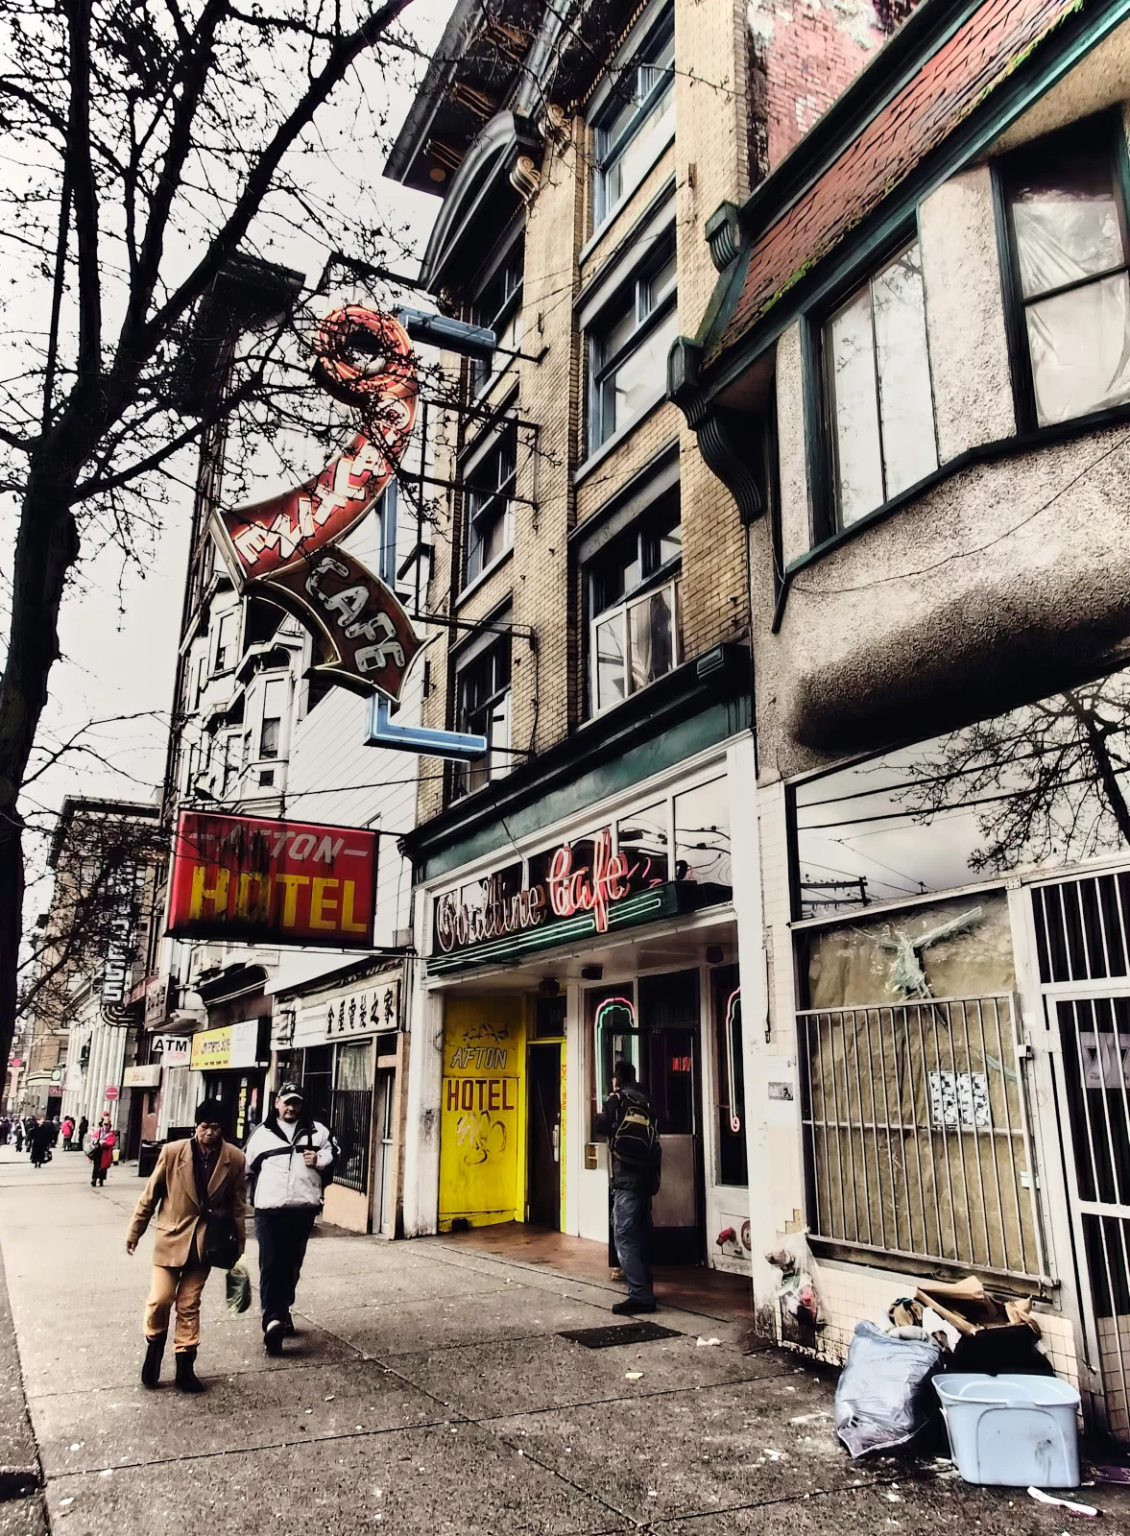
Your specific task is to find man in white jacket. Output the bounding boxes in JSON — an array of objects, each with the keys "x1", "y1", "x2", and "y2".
[{"x1": 244, "y1": 1083, "x2": 335, "y2": 1355}]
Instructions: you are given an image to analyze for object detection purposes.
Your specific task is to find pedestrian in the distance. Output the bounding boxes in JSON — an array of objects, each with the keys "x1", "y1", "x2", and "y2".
[
  {"x1": 28, "y1": 1117, "x2": 53, "y2": 1169},
  {"x1": 244, "y1": 1083, "x2": 335, "y2": 1355},
  {"x1": 126, "y1": 1100, "x2": 247, "y2": 1393},
  {"x1": 595, "y1": 1059, "x2": 662, "y2": 1315},
  {"x1": 61, "y1": 1115, "x2": 74, "y2": 1150},
  {"x1": 88, "y1": 1113, "x2": 116, "y2": 1187},
  {"x1": 13, "y1": 1121, "x2": 23, "y2": 1153},
  {"x1": 77, "y1": 1115, "x2": 89, "y2": 1150}
]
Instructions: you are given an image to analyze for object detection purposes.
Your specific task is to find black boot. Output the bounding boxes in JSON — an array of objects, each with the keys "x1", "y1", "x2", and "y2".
[
  {"x1": 174, "y1": 1348, "x2": 205, "y2": 1394},
  {"x1": 141, "y1": 1333, "x2": 166, "y2": 1389}
]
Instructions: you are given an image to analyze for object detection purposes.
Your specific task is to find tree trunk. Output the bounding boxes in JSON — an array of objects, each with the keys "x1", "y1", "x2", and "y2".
[
  {"x1": 1063, "y1": 689, "x2": 1130, "y2": 848},
  {"x1": 0, "y1": 444, "x2": 84, "y2": 1077}
]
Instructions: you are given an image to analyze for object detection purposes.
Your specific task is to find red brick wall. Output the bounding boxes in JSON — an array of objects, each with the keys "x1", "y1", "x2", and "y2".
[{"x1": 750, "y1": 0, "x2": 898, "y2": 177}]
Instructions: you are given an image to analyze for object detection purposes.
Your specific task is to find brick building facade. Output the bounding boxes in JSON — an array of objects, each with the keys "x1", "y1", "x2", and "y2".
[{"x1": 384, "y1": 0, "x2": 912, "y2": 1268}]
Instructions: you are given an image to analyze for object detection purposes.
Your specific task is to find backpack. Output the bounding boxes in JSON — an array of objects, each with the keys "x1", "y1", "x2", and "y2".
[{"x1": 610, "y1": 1089, "x2": 660, "y2": 1170}]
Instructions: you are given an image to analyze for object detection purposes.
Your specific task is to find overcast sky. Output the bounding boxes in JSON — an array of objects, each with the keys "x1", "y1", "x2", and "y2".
[{"x1": 17, "y1": 1, "x2": 454, "y2": 894}]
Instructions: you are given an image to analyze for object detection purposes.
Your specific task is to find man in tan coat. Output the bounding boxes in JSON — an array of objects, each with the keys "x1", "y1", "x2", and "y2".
[{"x1": 126, "y1": 1099, "x2": 247, "y2": 1393}]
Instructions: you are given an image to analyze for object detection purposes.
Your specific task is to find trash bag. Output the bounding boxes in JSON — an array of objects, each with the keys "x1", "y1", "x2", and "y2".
[
  {"x1": 835, "y1": 1321, "x2": 942, "y2": 1458},
  {"x1": 225, "y1": 1257, "x2": 252, "y2": 1315}
]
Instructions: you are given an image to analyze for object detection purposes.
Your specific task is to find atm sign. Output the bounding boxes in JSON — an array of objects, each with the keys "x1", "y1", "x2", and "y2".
[{"x1": 168, "y1": 811, "x2": 377, "y2": 949}]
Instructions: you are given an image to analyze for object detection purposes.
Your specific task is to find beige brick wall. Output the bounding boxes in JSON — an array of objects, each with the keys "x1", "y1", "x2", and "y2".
[{"x1": 415, "y1": 0, "x2": 753, "y2": 829}]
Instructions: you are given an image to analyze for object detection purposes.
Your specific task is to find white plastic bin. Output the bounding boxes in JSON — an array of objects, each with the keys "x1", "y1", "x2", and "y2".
[{"x1": 934, "y1": 1373, "x2": 1080, "y2": 1488}]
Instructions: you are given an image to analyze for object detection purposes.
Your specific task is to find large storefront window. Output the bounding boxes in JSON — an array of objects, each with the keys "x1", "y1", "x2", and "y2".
[
  {"x1": 333, "y1": 1040, "x2": 373, "y2": 1193},
  {"x1": 793, "y1": 663, "x2": 1130, "y2": 918},
  {"x1": 795, "y1": 879, "x2": 1043, "y2": 1275},
  {"x1": 299, "y1": 1040, "x2": 372, "y2": 1193}
]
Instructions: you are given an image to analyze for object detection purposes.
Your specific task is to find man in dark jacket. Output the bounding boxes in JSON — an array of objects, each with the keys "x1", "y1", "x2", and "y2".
[{"x1": 595, "y1": 1060, "x2": 660, "y2": 1314}]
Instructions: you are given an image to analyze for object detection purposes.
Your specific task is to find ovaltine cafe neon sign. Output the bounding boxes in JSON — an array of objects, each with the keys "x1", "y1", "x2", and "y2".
[{"x1": 434, "y1": 829, "x2": 639, "y2": 953}]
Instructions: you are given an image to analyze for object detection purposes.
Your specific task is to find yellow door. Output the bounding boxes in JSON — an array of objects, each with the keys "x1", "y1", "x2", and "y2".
[{"x1": 438, "y1": 995, "x2": 526, "y2": 1230}]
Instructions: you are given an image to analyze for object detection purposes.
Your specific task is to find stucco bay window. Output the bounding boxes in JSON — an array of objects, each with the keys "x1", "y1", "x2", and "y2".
[
  {"x1": 452, "y1": 626, "x2": 511, "y2": 799},
  {"x1": 822, "y1": 241, "x2": 938, "y2": 529},
  {"x1": 591, "y1": 7, "x2": 674, "y2": 229},
  {"x1": 1001, "y1": 117, "x2": 1130, "y2": 428},
  {"x1": 588, "y1": 242, "x2": 677, "y2": 451}
]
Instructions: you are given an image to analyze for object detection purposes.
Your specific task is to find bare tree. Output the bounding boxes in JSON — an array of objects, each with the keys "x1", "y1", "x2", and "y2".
[
  {"x1": 895, "y1": 670, "x2": 1130, "y2": 872},
  {"x1": 0, "y1": 0, "x2": 425, "y2": 1073}
]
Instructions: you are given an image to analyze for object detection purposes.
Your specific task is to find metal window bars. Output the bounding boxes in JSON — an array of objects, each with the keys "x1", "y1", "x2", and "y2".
[{"x1": 797, "y1": 994, "x2": 1049, "y2": 1282}]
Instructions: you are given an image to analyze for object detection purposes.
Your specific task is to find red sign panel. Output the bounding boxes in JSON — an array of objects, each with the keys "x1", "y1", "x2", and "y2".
[{"x1": 168, "y1": 812, "x2": 377, "y2": 949}]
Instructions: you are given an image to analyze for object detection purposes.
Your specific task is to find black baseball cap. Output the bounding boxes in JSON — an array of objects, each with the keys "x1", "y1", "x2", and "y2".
[{"x1": 276, "y1": 1082, "x2": 304, "y2": 1103}]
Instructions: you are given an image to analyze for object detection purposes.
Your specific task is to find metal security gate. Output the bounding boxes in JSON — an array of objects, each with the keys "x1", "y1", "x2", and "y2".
[
  {"x1": 797, "y1": 995, "x2": 1047, "y2": 1281},
  {"x1": 1033, "y1": 873, "x2": 1130, "y2": 1442}
]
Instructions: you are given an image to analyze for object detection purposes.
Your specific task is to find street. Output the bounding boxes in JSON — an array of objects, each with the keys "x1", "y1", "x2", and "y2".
[{"x1": 0, "y1": 1150, "x2": 1126, "y2": 1535}]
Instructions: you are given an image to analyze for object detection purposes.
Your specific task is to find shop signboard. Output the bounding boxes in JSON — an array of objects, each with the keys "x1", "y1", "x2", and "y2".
[
  {"x1": 430, "y1": 879, "x2": 693, "y2": 976},
  {"x1": 293, "y1": 973, "x2": 401, "y2": 1049},
  {"x1": 190, "y1": 1020, "x2": 262, "y2": 1072},
  {"x1": 144, "y1": 975, "x2": 172, "y2": 1029},
  {"x1": 152, "y1": 1034, "x2": 191, "y2": 1067},
  {"x1": 168, "y1": 811, "x2": 378, "y2": 948},
  {"x1": 210, "y1": 308, "x2": 421, "y2": 704},
  {"x1": 123, "y1": 1064, "x2": 162, "y2": 1089}
]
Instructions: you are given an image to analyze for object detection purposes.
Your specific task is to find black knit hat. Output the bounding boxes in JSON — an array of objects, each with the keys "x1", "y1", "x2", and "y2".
[{"x1": 194, "y1": 1099, "x2": 225, "y2": 1127}]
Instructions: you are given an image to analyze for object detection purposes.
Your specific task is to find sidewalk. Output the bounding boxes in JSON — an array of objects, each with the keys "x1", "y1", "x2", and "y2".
[{"x1": 1, "y1": 1146, "x2": 1126, "y2": 1535}]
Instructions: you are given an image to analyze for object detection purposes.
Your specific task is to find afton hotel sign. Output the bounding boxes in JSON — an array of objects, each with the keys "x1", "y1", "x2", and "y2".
[{"x1": 168, "y1": 812, "x2": 377, "y2": 949}]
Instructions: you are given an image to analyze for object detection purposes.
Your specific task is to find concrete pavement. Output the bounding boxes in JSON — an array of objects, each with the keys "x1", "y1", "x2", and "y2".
[{"x1": 1, "y1": 1146, "x2": 1128, "y2": 1535}]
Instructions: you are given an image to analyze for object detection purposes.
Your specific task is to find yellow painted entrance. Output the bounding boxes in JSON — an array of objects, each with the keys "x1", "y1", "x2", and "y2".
[{"x1": 438, "y1": 995, "x2": 526, "y2": 1230}]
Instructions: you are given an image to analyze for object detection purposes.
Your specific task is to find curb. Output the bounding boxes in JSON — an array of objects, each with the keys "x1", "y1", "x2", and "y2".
[{"x1": 0, "y1": 1240, "x2": 44, "y2": 1505}]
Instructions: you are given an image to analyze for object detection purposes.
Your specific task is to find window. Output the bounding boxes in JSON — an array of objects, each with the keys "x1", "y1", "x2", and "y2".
[
  {"x1": 471, "y1": 239, "x2": 524, "y2": 394},
  {"x1": 331, "y1": 1039, "x2": 372, "y2": 1193},
  {"x1": 452, "y1": 631, "x2": 511, "y2": 799},
  {"x1": 259, "y1": 676, "x2": 287, "y2": 760},
  {"x1": 213, "y1": 611, "x2": 237, "y2": 673},
  {"x1": 1001, "y1": 119, "x2": 1130, "y2": 428},
  {"x1": 587, "y1": 495, "x2": 681, "y2": 713},
  {"x1": 462, "y1": 423, "x2": 516, "y2": 586},
  {"x1": 674, "y1": 777, "x2": 731, "y2": 892},
  {"x1": 592, "y1": 10, "x2": 675, "y2": 227},
  {"x1": 589, "y1": 244, "x2": 677, "y2": 451},
  {"x1": 823, "y1": 241, "x2": 937, "y2": 529}
]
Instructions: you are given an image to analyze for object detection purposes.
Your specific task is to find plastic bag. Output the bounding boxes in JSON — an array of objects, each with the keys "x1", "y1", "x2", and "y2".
[
  {"x1": 834, "y1": 1321, "x2": 941, "y2": 1458},
  {"x1": 225, "y1": 1257, "x2": 252, "y2": 1314}
]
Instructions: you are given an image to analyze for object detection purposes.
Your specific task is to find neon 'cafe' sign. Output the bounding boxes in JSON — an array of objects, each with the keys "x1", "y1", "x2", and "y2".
[{"x1": 434, "y1": 829, "x2": 660, "y2": 955}]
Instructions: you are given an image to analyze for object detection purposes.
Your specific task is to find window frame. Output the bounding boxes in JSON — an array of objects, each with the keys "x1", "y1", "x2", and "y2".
[
  {"x1": 451, "y1": 627, "x2": 513, "y2": 801},
  {"x1": 213, "y1": 610, "x2": 238, "y2": 675},
  {"x1": 591, "y1": 5, "x2": 676, "y2": 230},
  {"x1": 802, "y1": 223, "x2": 936, "y2": 546},
  {"x1": 815, "y1": 234, "x2": 938, "y2": 538},
  {"x1": 470, "y1": 233, "x2": 525, "y2": 397},
  {"x1": 460, "y1": 417, "x2": 518, "y2": 592},
  {"x1": 587, "y1": 237, "x2": 678, "y2": 454},
  {"x1": 583, "y1": 489, "x2": 682, "y2": 717},
  {"x1": 995, "y1": 111, "x2": 1130, "y2": 436}
]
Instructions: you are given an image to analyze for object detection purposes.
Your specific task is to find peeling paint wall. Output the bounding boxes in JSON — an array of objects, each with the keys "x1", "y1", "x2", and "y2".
[{"x1": 747, "y1": 0, "x2": 900, "y2": 176}]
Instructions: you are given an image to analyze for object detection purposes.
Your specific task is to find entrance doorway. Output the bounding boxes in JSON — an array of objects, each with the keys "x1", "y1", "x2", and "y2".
[
  {"x1": 371, "y1": 1067, "x2": 395, "y2": 1234},
  {"x1": 590, "y1": 970, "x2": 706, "y2": 1265},
  {"x1": 647, "y1": 1022, "x2": 703, "y2": 1264},
  {"x1": 527, "y1": 1044, "x2": 562, "y2": 1230}
]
